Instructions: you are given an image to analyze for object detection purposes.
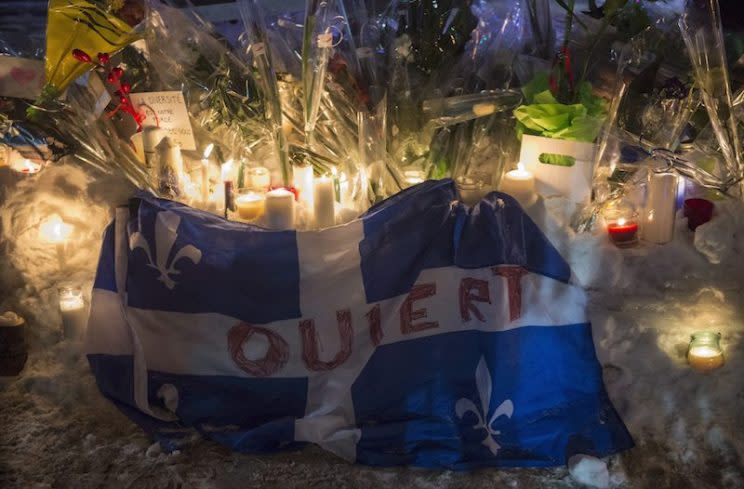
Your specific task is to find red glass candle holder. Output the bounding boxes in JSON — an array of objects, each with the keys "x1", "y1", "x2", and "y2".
[
  {"x1": 683, "y1": 198, "x2": 714, "y2": 231},
  {"x1": 605, "y1": 207, "x2": 639, "y2": 248}
]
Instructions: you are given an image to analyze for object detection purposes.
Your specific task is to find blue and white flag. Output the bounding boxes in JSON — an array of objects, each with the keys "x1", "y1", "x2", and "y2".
[{"x1": 86, "y1": 180, "x2": 633, "y2": 469}]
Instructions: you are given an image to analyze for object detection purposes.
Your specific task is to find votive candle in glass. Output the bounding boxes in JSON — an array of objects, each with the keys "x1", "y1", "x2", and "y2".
[
  {"x1": 59, "y1": 286, "x2": 87, "y2": 340},
  {"x1": 605, "y1": 206, "x2": 639, "y2": 248},
  {"x1": 247, "y1": 166, "x2": 271, "y2": 191},
  {"x1": 235, "y1": 189, "x2": 265, "y2": 221},
  {"x1": 687, "y1": 331, "x2": 724, "y2": 373}
]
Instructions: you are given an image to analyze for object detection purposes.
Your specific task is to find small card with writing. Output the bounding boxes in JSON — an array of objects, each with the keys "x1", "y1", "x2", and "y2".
[{"x1": 128, "y1": 91, "x2": 196, "y2": 151}]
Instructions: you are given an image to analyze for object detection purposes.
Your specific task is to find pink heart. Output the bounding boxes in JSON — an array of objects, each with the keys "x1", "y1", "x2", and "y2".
[{"x1": 10, "y1": 67, "x2": 37, "y2": 85}]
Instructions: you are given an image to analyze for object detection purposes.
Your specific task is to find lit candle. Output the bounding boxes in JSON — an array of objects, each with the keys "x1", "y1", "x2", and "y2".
[
  {"x1": 235, "y1": 190, "x2": 265, "y2": 220},
  {"x1": 201, "y1": 143, "x2": 214, "y2": 205},
  {"x1": 314, "y1": 175, "x2": 336, "y2": 228},
  {"x1": 293, "y1": 164, "x2": 315, "y2": 205},
  {"x1": 247, "y1": 166, "x2": 271, "y2": 190},
  {"x1": 9, "y1": 154, "x2": 42, "y2": 174},
  {"x1": 58, "y1": 286, "x2": 87, "y2": 340},
  {"x1": 604, "y1": 206, "x2": 639, "y2": 248},
  {"x1": 642, "y1": 170, "x2": 678, "y2": 244},
  {"x1": 39, "y1": 214, "x2": 73, "y2": 245},
  {"x1": 0, "y1": 311, "x2": 27, "y2": 376},
  {"x1": 687, "y1": 332, "x2": 724, "y2": 373},
  {"x1": 403, "y1": 169, "x2": 425, "y2": 187},
  {"x1": 500, "y1": 163, "x2": 536, "y2": 207},
  {"x1": 265, "y1": 188, "x2": 295, "y2": 230}
]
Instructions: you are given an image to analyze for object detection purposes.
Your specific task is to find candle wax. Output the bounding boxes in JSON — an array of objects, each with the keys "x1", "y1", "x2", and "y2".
[
  {"x1": 607, "y1": 221, "x2": 639, "y2": 246},
  {"x1": 314, "y1": 176, "x2": 336, "y2": 228},
  {"x1": 235, "y1": 192, "x2": 265, "y2": 220},
  {"x1": 265, "y1": 188, "x2": 295, "y2": 230},
  {"x1": 688, "y1": 346, "x2": 725, "y2": 373},
  {"x1": 500, "y1": 164, "x2": 536, "y2": 207}
]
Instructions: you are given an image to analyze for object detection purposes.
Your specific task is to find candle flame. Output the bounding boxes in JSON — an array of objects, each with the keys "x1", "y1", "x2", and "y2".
[
  {"x1": 11, "y1": 158, "x2": 42, "y2": 174},
  {"x1": 617, "y1": 218, "x2": 626, "y2": 226},
  {"x1": 40, "y1": 214, "x2": 73, "y2": 243},
  {"x1": 202, "y1": 143, "x2": 214, "y2": 160},
  {"x1": 517, "y1": 162, "x2": 525, "y2": 172}
]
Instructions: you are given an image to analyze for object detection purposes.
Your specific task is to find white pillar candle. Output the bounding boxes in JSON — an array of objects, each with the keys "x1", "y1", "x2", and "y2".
[
  {"x1": 58, "y1": 286, "x2": 87, "y2": 340},
  {"x1": 293, "y1": 164, "x2": 315, "y2": 205},
  {"x1": 235, "y1": 191, "x2": 265, "y2": 220},
  {"x1": 642, "y1": 171, "x2": 678, "y2": 244},
  {"x1": 248, "y1": 166, "x2": 271, "y2": 190},
  {"x1": 201, "y1": 143, "x2": 214, "y2": 205},
  {"x1": 314, "y1": 176, "x2": 336, "y2": 228},
  {"x1": 265, "y1": 188, "x2": 295, "y2": 230},
  {"x1": 499, "y1": 163, "x2": 536, "y2": 207}
]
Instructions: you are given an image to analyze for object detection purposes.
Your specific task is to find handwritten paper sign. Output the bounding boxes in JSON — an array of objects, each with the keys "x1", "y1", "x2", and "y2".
[
  {"x1": 0, "y1": 57, "x2": 44, "y2": 100},
  {"x1": 128, "y1": 91, "x2": 196, "y2": 151}
]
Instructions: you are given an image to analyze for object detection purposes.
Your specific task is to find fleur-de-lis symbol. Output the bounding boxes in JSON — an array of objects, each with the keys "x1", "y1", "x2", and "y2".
[
  {"x1": 130, "y1": 211, "x2": 202, "y2": 290},
  {"x1": 456, "y1": 357, "x2": 514, "y2": 456}
]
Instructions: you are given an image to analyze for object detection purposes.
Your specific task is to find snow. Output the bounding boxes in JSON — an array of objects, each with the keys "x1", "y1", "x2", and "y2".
[
  {"x1": 568, "y1": 454, "x2": 609, "y2": 489},
  {"x1": 2, "y1": 162, "x2": 744, "y2": 487}
]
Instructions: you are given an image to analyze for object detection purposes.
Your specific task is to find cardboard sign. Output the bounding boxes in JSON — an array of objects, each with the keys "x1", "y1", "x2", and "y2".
[
  {"x1": 128, "y1": 91, "x2": 196, "y2": 151},
  {"x1": 0, "y1": 57, "x2": 44, "y2": 100}
]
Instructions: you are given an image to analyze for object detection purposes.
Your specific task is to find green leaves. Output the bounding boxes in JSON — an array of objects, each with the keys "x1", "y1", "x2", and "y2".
[{"x1": 515, "y1": 73, "x2": 608, "y2": 143}]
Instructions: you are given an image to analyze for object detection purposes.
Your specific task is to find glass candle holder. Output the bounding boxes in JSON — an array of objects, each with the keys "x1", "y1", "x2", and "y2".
[
  {"x1": 247, "y1": 166, "x2": 271, "y2": 191},
  {"x1": 455, "y1": 173, "x2": 492, "y2": 206},
  {"x1": 58, "y1": 285, "x2": 87, "y2": 340},
  {"x1": 235, "y1": 189, "x2": 266, "y2": 221},
  {"x1": 604, "y1": 206, "x2": 639, "y2": 248},
  {"x1": 687, "y1": 331, "x2": 724, "y2": 373}
]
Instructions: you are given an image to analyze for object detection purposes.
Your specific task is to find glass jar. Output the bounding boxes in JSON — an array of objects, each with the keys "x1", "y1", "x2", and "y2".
[
  {"x1": 604, "y1": 204, "x2": 639, "y2": 248},
  {"x1": 687, "y1": 331, "x2": 724, "y2": 373}
]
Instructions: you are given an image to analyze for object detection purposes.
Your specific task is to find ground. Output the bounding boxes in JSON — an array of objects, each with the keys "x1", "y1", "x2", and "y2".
[{"x1": 1, "y1": 163, "x2": 743, "y2": 488}]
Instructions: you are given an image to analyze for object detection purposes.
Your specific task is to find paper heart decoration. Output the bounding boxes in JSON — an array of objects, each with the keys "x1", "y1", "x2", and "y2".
[{"x1": 10, "y1": 67, "x2": 37, "y2": 85}]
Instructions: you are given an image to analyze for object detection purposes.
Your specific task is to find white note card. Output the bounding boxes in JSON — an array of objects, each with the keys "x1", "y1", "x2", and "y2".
[
  {"x1": 128, "y1": 91, "x2": 196, "y2": 151},
  {"x1": 0, "y1": 57, "x2": 44, "y2": 100}
]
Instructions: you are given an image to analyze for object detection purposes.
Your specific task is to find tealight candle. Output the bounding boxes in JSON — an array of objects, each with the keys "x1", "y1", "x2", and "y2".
[
  {"x1": 58, "y1": 286, "x2": 87, "y2": 340},
  {"x1": 235, "y1": 190, "x2": 265, "y2": 220},
  {"x1": 604, "y1": 206, "x2": 639, "y2": 248},
  {"x1": 314, "y1": 175, "x2": 336, "y2": 228},
  {"x1": 265, "y1": 188, "x2": 295, "y2": 230},
  {"x1": 499, "y1": 163, "x2": 536, "y2": 207},
  {"x1": 9, "y1": 155, "x2": 42, "y2": 174},
  {"x1": 403, "y1": 169, "x2": 425, "y2": 187},
  {"x1": 248, "y1": 166, "x2": 271, "y2": 190},
  {"x1": 40, "y1": 214, "x2": 73, "y2": 244},
  {"x1": 293, "y1": 164, "x2": 315, "y2": 205},
  {"x1": 687, "y1": 331, "x2": 724, "y2": 373}
]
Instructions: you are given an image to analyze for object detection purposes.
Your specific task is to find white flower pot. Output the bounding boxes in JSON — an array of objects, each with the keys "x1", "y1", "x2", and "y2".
[{"x1": 519, "y1": 134, "x2": 596, "y2": 204}]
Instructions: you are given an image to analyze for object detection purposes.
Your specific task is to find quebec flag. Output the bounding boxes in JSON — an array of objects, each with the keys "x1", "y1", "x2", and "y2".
[{"x1": 86, "y1": 179, "x2": 633, "y2": 469}]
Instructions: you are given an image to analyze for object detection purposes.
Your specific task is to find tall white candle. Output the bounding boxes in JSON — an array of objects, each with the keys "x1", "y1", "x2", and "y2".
[
  {"x1": 499, "y1": 163, "x2": 536, "y2": 207},
  {"x1": 293, "y1": 164, "x2": 315, "y2": 205},
  {"x1": 265, "y1": 188, "x2": 295, "y2": 230},
  {"x1": 314, "y1": 176, "x2": 336, "y2": 228},
  {"x1": 642, "y1": 171, "x2": 678, "y2": 244},
  {"x1": 201, "y1": 144, "x2": 214, "y2": 205},
  {"x1": 59, "y1": 286, "x2": 87, "y2": 340}
]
